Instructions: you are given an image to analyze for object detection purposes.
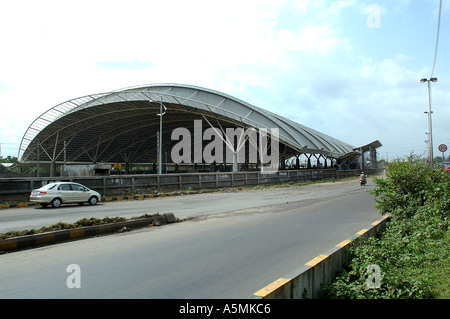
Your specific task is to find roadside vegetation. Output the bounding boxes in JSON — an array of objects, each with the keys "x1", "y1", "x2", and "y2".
[
  {"x1": 321, "y1": 155, "x2": 449, "y2": 299},
  {"x1": 0, "y1": 214, "x2": 158, "y2": 240}
]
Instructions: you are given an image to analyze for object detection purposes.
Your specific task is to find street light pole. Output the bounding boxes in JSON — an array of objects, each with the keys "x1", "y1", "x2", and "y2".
[
  {"x1": 157, "y1": 96, "x2": 167, "y2": 174},
  {"x1": 37, "y1": 138, "x2": 40, "y2": 177},
  {"x1": 420, "y1": 77, "x2": 437, "y2": 167}
]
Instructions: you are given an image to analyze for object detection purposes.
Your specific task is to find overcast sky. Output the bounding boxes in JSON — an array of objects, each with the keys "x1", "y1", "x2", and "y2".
[{"x1": 0, "y1": 0, "x2": 449, "y2": 161}]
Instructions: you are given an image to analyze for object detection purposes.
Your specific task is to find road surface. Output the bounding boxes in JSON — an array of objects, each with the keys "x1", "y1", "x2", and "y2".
[{"x1": 0, "y1": 178, "x2": 382, "y2": 298}]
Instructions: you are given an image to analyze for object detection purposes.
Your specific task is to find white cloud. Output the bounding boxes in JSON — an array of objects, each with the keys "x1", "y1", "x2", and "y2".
[
  {"x1": 291, "y1": 23, "x2": 351, "y2": 56},
  {"x1": 0, "y1": 0, "x2": 448, "y2": 160}
]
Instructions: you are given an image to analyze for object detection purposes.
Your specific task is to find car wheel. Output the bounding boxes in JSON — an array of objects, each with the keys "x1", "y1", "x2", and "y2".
[
  {"x1": 51, "y1": 198, "x2": 62, "y2": 208},
  {"x1": 88, "y1": 196, "x2": 98, "y2": 205}
]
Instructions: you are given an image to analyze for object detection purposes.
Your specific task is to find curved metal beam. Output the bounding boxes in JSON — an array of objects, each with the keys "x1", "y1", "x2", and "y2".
[{"x1": 19, "y1": 83, "x2": 357, "y2": 165}]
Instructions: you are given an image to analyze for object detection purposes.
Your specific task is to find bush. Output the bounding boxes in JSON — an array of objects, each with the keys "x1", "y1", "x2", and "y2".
[
  {"x1": 322, "y1": 155, "x2": 450, "y2": 299},
  {"x1": 371, "y1": 154, "x2": 449, "y2": 219}
]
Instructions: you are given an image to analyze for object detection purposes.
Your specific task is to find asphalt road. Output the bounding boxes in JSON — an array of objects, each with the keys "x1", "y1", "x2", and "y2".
[
  {"x1": 1, "y1": 178, "x2": 372, "y2": 233},
  {"x1": 0, "y1": 178, "x2": 382, "y2": 299}
]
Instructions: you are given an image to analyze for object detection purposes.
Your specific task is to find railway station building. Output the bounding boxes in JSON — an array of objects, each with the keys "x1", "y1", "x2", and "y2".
[{"x1": 18, "y1": 83, "x2": 381, "y2": 176}]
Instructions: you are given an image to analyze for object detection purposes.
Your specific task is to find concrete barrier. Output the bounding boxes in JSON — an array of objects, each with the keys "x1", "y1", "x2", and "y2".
[
  {"x1": 0, "y1": 214, "x2": 178, "y2": 253},
  {"x1": 252, "y1": 213, "x2": 391, "y2": 299}
]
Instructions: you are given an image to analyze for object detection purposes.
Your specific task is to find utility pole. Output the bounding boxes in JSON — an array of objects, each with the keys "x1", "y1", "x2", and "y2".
[
  {"x1": 37, "y1": 138, "x2": 40, "y2": 177},
  {"x1": 420, "y1": 77, "x2": 437, "y2": 167},
  {"x1": 156, "y1": 96, "x2": 167, "y2": 174}
]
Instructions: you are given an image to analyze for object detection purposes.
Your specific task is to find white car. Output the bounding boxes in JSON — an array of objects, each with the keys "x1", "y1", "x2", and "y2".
[{"x1": 30, "y1": 182, "x2": 101, "y2": 208}]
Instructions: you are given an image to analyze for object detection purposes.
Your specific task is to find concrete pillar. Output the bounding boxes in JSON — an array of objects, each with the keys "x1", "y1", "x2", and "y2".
[
  {"x1": 232, "y1": 152, "x2": 238, "y2": 172},
  {"x1": 50, "y1": 161, "x2": 56, "y2": 177}
]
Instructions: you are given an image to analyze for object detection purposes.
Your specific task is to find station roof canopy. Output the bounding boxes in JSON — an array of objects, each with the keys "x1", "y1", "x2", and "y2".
[
  {"x1": 359, "y1": 140, "x2": 383, "y2": 152},
  {"x1": 18, "y1": 83, "x2": 366, "y2": 166}
]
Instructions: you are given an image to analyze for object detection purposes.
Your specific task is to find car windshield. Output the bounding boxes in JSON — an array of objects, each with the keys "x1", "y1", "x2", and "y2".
[{"x1": 40, "y1": 183, "x2": 57, "y2": 190}]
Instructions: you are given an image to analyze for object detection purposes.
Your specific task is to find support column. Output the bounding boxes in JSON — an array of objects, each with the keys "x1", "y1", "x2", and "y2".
[
  {"x1": 370, "y1": 147, "x2": 377, "y2": 168},
  {"x1": 232, "y1": 152, "x2": 238, "y2": 172},
  {"x1": 50, "y1": 160, "x2": 56, "y2": 177},
  {"x1": 360, "y1": 150, "x2": 365, "y2": 170}
]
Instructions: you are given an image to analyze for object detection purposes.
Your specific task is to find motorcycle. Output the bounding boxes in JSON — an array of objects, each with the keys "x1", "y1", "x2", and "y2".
[{"x1": 360, "y1": 176, "x2": 367, "y2": 186}]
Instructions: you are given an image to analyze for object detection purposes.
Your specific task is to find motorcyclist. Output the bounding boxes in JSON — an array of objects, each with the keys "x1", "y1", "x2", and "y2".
[{"x1": 360, "y1": 171, "x2": 367, "y2": 185}]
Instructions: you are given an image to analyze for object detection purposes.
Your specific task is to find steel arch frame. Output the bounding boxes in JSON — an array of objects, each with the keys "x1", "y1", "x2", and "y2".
[{"x1": 18, "y1": 83, "x2": 359, "y2": 167}]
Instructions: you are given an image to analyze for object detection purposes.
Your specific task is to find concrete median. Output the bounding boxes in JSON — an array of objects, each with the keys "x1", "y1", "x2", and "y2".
[{"x1": 0, "y1": 213, "x2": 178, "y2": 253}]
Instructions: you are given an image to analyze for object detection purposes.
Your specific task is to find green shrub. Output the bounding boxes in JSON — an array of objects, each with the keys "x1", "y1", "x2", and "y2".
[{"x1": 322, "y1": 155, "x2": 450, "y2": 299}]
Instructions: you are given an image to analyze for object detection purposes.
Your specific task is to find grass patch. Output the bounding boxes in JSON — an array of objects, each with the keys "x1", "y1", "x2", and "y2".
[{"x1": 428, "y1": 255, "x2": 450, "y2": 298}]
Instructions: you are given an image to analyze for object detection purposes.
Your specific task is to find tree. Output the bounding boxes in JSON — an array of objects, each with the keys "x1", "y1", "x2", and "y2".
[{"x1": 0, "y1": 156, "x2": 18, "y2": 163}]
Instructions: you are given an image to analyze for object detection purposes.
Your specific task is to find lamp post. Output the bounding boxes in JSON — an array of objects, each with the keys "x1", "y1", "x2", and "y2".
[
  {"x1": 157, "y1": 96, "x2": 167, "y2": 174},
  {"x1": 37, "y1": 138, "x2": 40, "y2": 177},
  {"x1": 420, "y1": 77, "x2": 437, "y2": 167}
]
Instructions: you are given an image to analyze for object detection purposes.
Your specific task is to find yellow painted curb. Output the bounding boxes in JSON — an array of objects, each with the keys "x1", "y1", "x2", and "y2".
[
  {"x1": 336, "y1": 239, "x2": 351, "y2": 248},
  {"x1": 356, "y1": 228, "x2": 369, "y2": 235},
  {"x1": 69, "y1": 229, "x2": 84, "y2": 239},
  {"x1": 305, "y1": 254, "x2": 328, "y2": 267},
  {"x1": 254, "y1": 278, "x2": 291, "y2": 297}
]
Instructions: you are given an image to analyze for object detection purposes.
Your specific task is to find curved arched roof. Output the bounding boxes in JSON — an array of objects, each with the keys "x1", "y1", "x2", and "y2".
[{"x1": 18, "y1": 83, "x2": 357, "y2": 165}]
